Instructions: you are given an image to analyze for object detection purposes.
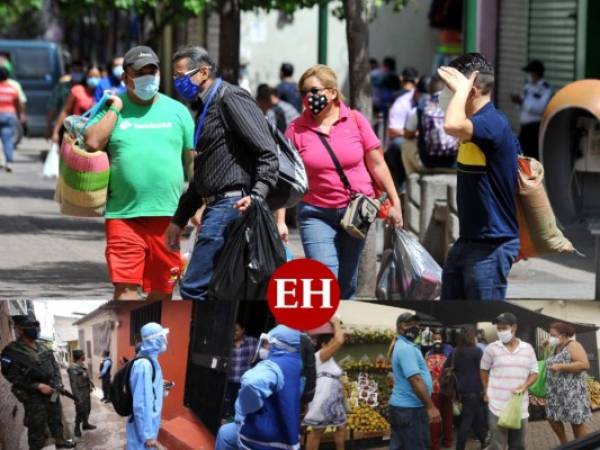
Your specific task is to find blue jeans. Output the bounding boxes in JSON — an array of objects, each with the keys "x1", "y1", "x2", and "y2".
[
  {"x1": 0, "y1": 112, "x2": 17, "y2": 163},
  {"x1": 389, "y1": 406, "x2": 430, "y2": 450},
  {"x1": 441, "y1": 237, "x2": 520, "y2": 300},
  {"x1": 297, "y1": 202, "x2": 365, "y2": 299},
  {"x1": 180, "y1": 196, "x2": 242, "y2": 301},
  {"x1": 215, "y1": 422, "x2": 240, "y2": 450}
]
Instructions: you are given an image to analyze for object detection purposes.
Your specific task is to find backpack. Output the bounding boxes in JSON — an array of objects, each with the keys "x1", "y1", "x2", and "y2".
[
  {"x1": 419, "y1": 99, "x2": 458, "y2": 157},
  {"x1": 110, "y1": 356, "x2": 156, "y2": 417},
  {"x1": 216, "y1": 83, "x2": 308, "y2": 210}
]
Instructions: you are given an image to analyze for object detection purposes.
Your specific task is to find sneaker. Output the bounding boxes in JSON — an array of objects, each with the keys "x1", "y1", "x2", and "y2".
[
  {"x1": 82, "y1": 423, "x2": 97, "y2": 430},
  {"x1": 55, "y1": 439, "x2": 77, "y2": 448},
  {"x1": 5, "y1": 164, "x2": 13, "y2": 173}
]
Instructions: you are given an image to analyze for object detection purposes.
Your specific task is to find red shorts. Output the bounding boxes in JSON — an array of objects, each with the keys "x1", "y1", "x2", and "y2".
[{"x1": 105, "y1": 217, "x2": 182, "y2": 294}]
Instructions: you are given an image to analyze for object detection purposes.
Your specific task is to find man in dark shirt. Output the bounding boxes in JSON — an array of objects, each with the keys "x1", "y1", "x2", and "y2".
[
  {"x1": 276, "y1": 62, "x2": 302, "y2": 112},
  {"x1": 167, "y1": 45, "x2": 279, "y2": 301},
  {"x1": 438, "y1": 53, "x2": 520, "y2": 300}
]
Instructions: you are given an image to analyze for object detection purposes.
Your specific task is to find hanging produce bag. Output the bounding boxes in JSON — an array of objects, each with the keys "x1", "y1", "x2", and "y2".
[
  {"x1": 497, "y1": 393, "x2": 524, "y2": 430},
  {"x1": 516, "y1": 156, "x2": 575, "y2": 260},
  {"x1": 376, "y1": 230, "x2": 442, "y2": 300}
]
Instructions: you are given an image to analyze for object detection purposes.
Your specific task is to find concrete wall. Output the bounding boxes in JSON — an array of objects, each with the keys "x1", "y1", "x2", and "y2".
[
  {"x1": 238, "y1": 0, "x2": 437, "y2": 96},
  {"x1": 0, "y1": 303, "x2": 25, "y2": 450},
  {"x1": 76, "y1": 310, "x2": 118, "y2": 380},
  {"x1": 368, "y1": 0, "x2": 438, "y2": 76}
]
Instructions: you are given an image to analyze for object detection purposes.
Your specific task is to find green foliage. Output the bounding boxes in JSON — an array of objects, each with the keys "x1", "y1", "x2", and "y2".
[{"x1": 0, "y1": 0, "x2": 43, "y2": 29}]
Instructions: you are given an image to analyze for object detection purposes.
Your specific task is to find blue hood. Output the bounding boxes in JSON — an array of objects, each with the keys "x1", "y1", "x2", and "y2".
[{"x1": 138, "y1": 322, "x2": 168, "y2": 358}]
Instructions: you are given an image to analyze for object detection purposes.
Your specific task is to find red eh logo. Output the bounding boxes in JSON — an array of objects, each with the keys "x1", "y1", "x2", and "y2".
[{"x1": 267, "y1": 259, "x2": 341, "y2": 331}]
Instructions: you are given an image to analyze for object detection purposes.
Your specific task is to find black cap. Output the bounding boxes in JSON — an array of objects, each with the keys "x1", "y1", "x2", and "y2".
[
  {"x1": 396, "y1": 312, "x2": 421, "y2": 325},
  {"x1": 123, "y1": 46, "x2": 160, "y2": 71},
  {"x1": 12, "y1": 313, "x2": 40, "y2": 327},
  {"x1": 493, "y1": 313, "x2": 517, "y2": 326},
  {"x1": 522, "y1": 60, "x2": 545, "y2": 76}
]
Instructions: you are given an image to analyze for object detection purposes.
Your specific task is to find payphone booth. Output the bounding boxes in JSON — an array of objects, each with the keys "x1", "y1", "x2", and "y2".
[{"x1": 540, "y1": 79, "x2": 600, "y2": 225}]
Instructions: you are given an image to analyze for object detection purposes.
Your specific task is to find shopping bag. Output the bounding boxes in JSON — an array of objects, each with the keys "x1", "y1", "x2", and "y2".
[
  {"x1": 209, "y1": 196, "x2": 286, "y2": 300},
  {"x1": 56, "y1": 92, "x2": 112, "y2": 217},
  {"x1": 497, "y1": 393, "x2": 524, "y2": 430},
  {"x1": 42, "y1": 142, "x2": 59, "y2": 178},
  {"x1": 376, "y1": 249, "x2": 399, "y2": 300},
  {"x1": 181, "y1": 225, "x2": 199, "y2": 276},
  {"x1": 528, "y1": 360, "x2": 547, "y2": 398},
  {"x1": 516, "y1": 156, "x2": 575, "y2": 260},
  {"x1": 394, "y1": 230, "x2": 443, "y2": 300}
]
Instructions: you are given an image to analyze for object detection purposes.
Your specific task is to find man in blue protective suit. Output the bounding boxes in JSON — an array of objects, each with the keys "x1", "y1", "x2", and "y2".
[
  {"x1": 127, "y1": 322, "x2": 168, "y2": 450},
  {"x1": 216, "y1": 325, "x2": 303, "y2": 450}
]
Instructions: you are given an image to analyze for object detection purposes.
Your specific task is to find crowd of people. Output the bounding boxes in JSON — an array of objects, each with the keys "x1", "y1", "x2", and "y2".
[
  {"x1": 0, "y1": 307, "x2": 596, "y2": 449},
  {"x1": 388, "y1": 312, "x2": 593, "y2": 450}
]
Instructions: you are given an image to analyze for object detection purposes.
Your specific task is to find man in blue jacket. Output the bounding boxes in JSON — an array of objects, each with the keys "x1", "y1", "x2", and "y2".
[
  {"x1": 215, "y1": 325, "x2": 303, "y2": 450},
  {"x1": 127, "y1": 322, "x2": 168, "y2": 450}
]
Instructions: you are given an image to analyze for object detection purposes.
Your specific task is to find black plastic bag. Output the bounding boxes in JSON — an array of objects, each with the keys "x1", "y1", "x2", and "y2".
[
  {"x1": 376, "y1": 229, "x2": 442, "y2": 300},
  {"x1": 265, "y1": 121, "x2": 308, "y2": 210},
  {"x1": 209, "y1": 197, "x2": 286, "y2": 301}
]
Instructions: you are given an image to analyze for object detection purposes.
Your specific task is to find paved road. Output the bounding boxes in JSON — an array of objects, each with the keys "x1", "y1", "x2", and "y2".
[{"x1": 0, "y1": 138, "x2": 595, "y2": 299}]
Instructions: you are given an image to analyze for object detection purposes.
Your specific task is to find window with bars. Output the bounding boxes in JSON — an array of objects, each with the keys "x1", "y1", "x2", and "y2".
[{"x1": 130, "y1": 302, "x2": 162, "y2": 346}]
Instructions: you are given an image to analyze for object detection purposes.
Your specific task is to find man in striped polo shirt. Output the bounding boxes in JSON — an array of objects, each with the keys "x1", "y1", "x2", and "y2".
[{"x1": 481, "y1": 313, "x2": 538, "y2": 450}]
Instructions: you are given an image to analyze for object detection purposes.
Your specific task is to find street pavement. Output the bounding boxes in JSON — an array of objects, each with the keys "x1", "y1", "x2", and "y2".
[
  {"x1": 16, "y1": 370, "x2": 127, "y2": 450},
  {"x1": 0, "y1": 138, "x2": 595, "y2": 299}
]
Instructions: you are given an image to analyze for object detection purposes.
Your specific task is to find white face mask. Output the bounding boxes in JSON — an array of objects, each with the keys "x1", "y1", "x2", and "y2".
[
  {"x1": 258, "y1": 348, "x2": 269, "y2": 360},
  {"x1": 438, "y1": 86, "x2": 453, "y2": 113},
  {"x1": 548, "y1": 336, "x2": 560, "y2": 347},
  {"x1": 497, "y1": 329, "x2": 513, "y2": 344}
]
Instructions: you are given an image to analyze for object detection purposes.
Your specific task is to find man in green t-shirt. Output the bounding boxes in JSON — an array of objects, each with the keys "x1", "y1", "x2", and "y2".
[{"x1": 85, "y1": 46, "x2": 195, "y2": 300}]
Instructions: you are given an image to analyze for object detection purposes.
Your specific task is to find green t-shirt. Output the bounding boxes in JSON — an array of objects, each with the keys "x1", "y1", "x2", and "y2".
[{"x1": 92, "y1": 93, "x2": 195, "y2": 219}]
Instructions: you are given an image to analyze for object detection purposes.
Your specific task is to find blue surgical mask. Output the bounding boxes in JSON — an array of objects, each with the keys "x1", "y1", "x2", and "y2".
[
  {"x1": 112, "y1": 66, "x2": 124, "y2": 79},
  {"x1": 174, "y1": 73, "x2": 200, "y2": 102},
  {"x1": 133, "y1": 74, "x2": 160, "y2": 101},
  {"x1": 87, "y1": 77, "x2": 101, "y2": 89}
]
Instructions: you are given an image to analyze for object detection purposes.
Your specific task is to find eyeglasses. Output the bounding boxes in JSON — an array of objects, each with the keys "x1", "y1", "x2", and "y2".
[
  {"x1": 172, "y1": 66, "x2": 203, "y2": 80},
  {"x1": 300, "y1": 87, "x2": 327, "y2": 97}
]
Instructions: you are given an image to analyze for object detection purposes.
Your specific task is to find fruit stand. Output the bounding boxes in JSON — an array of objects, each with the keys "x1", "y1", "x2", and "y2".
[{"x1": 302, "y1": 328, "x2": 396, "y2": 446}]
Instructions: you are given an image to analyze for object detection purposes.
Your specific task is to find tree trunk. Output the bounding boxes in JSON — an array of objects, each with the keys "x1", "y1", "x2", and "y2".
[
  {"x1": 344, "y1": 0, "x2": 377, "y2": 299},
  {"x1": 218, "y1": 0, "x2": 241, "y2": 84}
]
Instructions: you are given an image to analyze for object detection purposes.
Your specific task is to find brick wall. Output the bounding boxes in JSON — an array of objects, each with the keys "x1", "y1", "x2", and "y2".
[{"x1": 0, "y1": 302, "x2": 25, "y2": 450}]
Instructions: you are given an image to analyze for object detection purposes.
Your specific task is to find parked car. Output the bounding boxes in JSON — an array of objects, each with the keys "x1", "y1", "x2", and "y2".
[{"x1": 0, "y1": 39, "x2": 64, "y2": 138}]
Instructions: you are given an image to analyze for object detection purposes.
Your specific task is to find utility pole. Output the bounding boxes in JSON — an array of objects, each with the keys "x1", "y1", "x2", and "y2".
[{"x1": 318, "y1": 2, "x2": 328, "y2": 64}]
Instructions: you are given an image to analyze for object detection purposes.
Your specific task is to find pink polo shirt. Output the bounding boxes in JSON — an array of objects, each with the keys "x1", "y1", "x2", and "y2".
[{"x1": 285, "y1": 102, "x2": 381, "y2": 209}]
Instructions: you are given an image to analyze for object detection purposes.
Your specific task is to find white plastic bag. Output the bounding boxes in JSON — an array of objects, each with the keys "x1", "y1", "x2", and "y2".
[
  {"x1": 376, "y1": 229, "x2": 442, "y2": 300},
  {"x1": 181, "y1": 225, "x2": 198, "y2": 276},
  {"x1": 42, "y1": 143, "x2": 59, "y2": 178}
]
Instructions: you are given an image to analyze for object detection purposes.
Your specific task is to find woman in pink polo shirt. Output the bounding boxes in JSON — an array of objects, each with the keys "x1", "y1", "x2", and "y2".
[{"x1": 280, "y1": 64, "x2": 402, "y2": 299}]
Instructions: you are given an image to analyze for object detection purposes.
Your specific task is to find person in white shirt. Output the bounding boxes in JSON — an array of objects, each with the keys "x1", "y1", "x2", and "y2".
[
  {"x1": 385, "y1": 67, "x2": 419, "y2": 191},
  {"x1": 510, "y1": 60, "x2": 552, "y2": 160},
  {"x1": 480, "y1": 313, "x2": 539, "y2": 450}
]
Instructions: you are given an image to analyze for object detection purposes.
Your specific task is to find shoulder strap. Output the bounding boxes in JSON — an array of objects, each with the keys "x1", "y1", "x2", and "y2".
[
  {"x1": 128, "y1": 356, "x2": 156, "y2": 383},
  {"x1": 313, "y1": 131, "x2": 355, "y2": 195}
]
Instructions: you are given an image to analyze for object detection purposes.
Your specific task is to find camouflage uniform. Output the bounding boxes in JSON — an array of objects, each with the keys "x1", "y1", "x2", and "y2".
[
  {"x1": 0, "y1": 339, "x2": 67, "y2": 450},
  {"x1": 67, "y1": 362, "x2": 93, "y2": 428}
]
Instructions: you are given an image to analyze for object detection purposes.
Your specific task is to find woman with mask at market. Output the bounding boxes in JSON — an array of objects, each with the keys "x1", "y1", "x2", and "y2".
[
  {"x1": 51, "y1": 65, "x2": 102, "y2": 144},
  {"x1": 303, "y1": 317, "x2": 346, "y2": 450},
  {"x1": 545, "y1": 322, "x2": 591, "y2": 445},
  {"x1": 278, "y1": 64, "x2": 403, "y2": 299}
]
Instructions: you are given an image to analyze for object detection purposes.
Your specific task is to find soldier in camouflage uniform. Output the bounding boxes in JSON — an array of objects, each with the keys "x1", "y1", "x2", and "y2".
[
  {"x1": 67, "y1": 350, "x2": 97, "y2": 437},
  {"x1": 0, "y1": 314, "x2": 76, "y2": 450}
]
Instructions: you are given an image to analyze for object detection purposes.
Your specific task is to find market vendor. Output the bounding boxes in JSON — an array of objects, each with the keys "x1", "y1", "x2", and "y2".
[{"x1": 215, "y1": 325, "x2": 303, "y2": 450}]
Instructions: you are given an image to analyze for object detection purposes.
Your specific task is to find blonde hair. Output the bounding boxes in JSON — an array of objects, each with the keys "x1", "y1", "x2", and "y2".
[{"x1": 298, "y1": 64, "x2": 345, "y2": 103}]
